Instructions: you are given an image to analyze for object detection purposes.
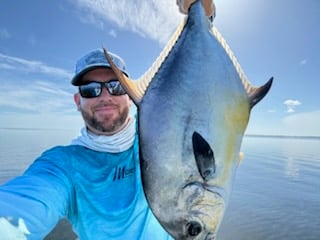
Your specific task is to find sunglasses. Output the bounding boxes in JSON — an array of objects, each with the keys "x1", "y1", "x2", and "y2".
[{"x1": 79, "y1": 80, "x2": 126, "y2": 98}]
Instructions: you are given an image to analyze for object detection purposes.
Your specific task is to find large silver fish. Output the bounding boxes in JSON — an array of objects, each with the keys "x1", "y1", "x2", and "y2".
[{"x1": 104, "y1": 1, "x2": 272, "y2": 239}]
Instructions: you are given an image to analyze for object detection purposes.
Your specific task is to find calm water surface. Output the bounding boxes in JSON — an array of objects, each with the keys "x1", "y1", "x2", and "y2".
[
  {"x1": 1, "y1": 129, "x2": 319, "y2": 240},
  {"x1": 218, "y1": 136, "x2": 320, "y2": 240}
]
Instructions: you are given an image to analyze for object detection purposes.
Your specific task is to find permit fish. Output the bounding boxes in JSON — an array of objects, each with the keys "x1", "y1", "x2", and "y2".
[{"x1": 104, "y1": 1, "x2": 272, "y2": 239}]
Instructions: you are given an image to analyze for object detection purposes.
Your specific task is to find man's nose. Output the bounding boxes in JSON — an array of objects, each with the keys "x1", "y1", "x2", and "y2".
[{"x1": 99, "y1": 86, "x2": 112, "y2": 98}]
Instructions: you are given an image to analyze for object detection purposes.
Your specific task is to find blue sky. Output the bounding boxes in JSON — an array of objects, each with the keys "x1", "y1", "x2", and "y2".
[{"x1": 0, "y1": 0, "x2": 319, "y2": 136}]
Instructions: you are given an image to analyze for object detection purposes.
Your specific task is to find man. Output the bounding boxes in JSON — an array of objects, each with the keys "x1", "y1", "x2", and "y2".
[
  {"x1": 0, "y1": 1, "x2": 215, "y2": 239},
  {"x1": 0, "y1": 49, "x2": 172, "y2": 239}
]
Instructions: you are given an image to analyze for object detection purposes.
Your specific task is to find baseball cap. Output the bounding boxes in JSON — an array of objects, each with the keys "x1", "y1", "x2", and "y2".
[{"x1": 71, "y1": 48, "x2": 129, "y2": 86}]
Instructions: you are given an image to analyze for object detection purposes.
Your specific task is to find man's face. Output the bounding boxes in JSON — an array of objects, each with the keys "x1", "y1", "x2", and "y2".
[{"x1": 74, "y1": 68, "x2": 131, "y2": 135}]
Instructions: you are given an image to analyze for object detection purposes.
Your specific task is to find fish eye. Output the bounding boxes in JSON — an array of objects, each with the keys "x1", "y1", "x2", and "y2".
[{"x1": 187, "y1": 221, "x2": 202, "y2": 236}]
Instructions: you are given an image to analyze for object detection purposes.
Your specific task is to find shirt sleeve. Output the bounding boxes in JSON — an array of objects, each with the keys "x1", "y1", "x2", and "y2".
[{"x1": 0, "y1": 152, "x2": 72, "y2": 240}]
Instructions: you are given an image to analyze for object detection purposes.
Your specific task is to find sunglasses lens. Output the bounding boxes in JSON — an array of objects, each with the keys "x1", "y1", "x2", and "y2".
[
  {"x1": 79, "y1": 80, "x2": 126, "y2": 98},
  {"x1": 107, "y1": 80, "x2": 126, "y2": 96},
  {"x1": 79, "y1": 82, "x2": 102, "y2": 98}
]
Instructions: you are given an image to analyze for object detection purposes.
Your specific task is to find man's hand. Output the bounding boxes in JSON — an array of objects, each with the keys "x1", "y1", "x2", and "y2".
[
  {"x1": 0, "y1": 217, "x2": 30, "y2": 240},
  {"x1": 176, "y1": 0, "x2": 216, "y2": 18}
]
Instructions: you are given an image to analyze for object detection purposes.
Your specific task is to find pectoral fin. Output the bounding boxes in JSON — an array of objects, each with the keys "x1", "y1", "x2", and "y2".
[{"x1": 192, "y1": 132, "x2": 215, "y2": 181}]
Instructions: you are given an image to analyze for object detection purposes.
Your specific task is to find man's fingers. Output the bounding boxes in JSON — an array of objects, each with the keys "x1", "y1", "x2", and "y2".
[{"x1": 177, "y1": 0, "x2": 215, "y2": 17}]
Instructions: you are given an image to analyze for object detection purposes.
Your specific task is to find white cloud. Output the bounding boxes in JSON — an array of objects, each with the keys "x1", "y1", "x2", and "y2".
[
  {"x1": 0, "y1": 50, "x2": 78, "y2": 118},
  {"x1": 282, "y1": 111, "x2": 320, "y2": 137},
  {"x1": 73, "y1": 0, "x2": 184, "y2": 45},
  {"x1": 109, "y1": 29, "x2": 117, "y2": 38},
  {"x1": 0, "y1": 81, "x2": 75, "y2": 114},
  {"x1": 0, "y1": 53, "x2": 78, "y2": 125},
  {"x1": 0, "y1": 53, "x2": 72, "y2": 79},
  {"x1": 283, "y1": 99, "x2": 301, "y2": 113},
  {"x1": 0, "y1": 113, "x2": 83, "y2": 130}
]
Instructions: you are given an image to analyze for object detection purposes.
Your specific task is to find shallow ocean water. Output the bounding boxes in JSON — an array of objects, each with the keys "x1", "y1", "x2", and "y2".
[{"x1": 1, "y1": 129, "x2": 319, "y2": 239}]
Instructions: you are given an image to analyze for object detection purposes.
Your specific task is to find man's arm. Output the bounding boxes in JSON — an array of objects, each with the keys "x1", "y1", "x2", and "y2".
[{"x1": 0, "y1": 158, "x2": 71, "y2": 239}]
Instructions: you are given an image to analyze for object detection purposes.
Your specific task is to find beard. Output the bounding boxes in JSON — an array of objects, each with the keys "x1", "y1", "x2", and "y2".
[{"x1": 80, "y1": 104, "x2": 130, "y2": 134}]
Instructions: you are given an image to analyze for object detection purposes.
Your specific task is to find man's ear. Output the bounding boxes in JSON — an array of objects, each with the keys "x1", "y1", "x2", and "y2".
[{"x1": 74, "y1": 93, "x2": 81, "y2": 111}]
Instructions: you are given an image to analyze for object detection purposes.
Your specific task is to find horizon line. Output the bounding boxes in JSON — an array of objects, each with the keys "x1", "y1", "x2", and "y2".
[{"x1": 1, "y1": 127, "x2": 319, "y2": 140}]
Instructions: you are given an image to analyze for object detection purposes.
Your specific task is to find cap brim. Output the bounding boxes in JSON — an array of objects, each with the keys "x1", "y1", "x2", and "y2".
[
  {"x1": 71, "y1": 64, "x2": 112, "y2": 86},
  {"x1": 71, "y1": 65, "x2": 129, "y2": 86}
]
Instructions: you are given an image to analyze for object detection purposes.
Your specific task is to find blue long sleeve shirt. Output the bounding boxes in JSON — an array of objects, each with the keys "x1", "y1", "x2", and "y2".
[{"x1": 0, "y1": 136, "x2": 171, "y2": 239}]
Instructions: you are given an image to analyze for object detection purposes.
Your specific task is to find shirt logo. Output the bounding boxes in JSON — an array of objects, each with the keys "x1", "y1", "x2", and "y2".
[{"x1": 113, "y1": 165, "x2": 135, "y2": 181}]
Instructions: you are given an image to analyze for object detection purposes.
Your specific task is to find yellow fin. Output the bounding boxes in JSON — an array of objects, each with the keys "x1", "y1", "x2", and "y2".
[{"x1": 103, "y1": 48, "x2": 143, "y2": 104}]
